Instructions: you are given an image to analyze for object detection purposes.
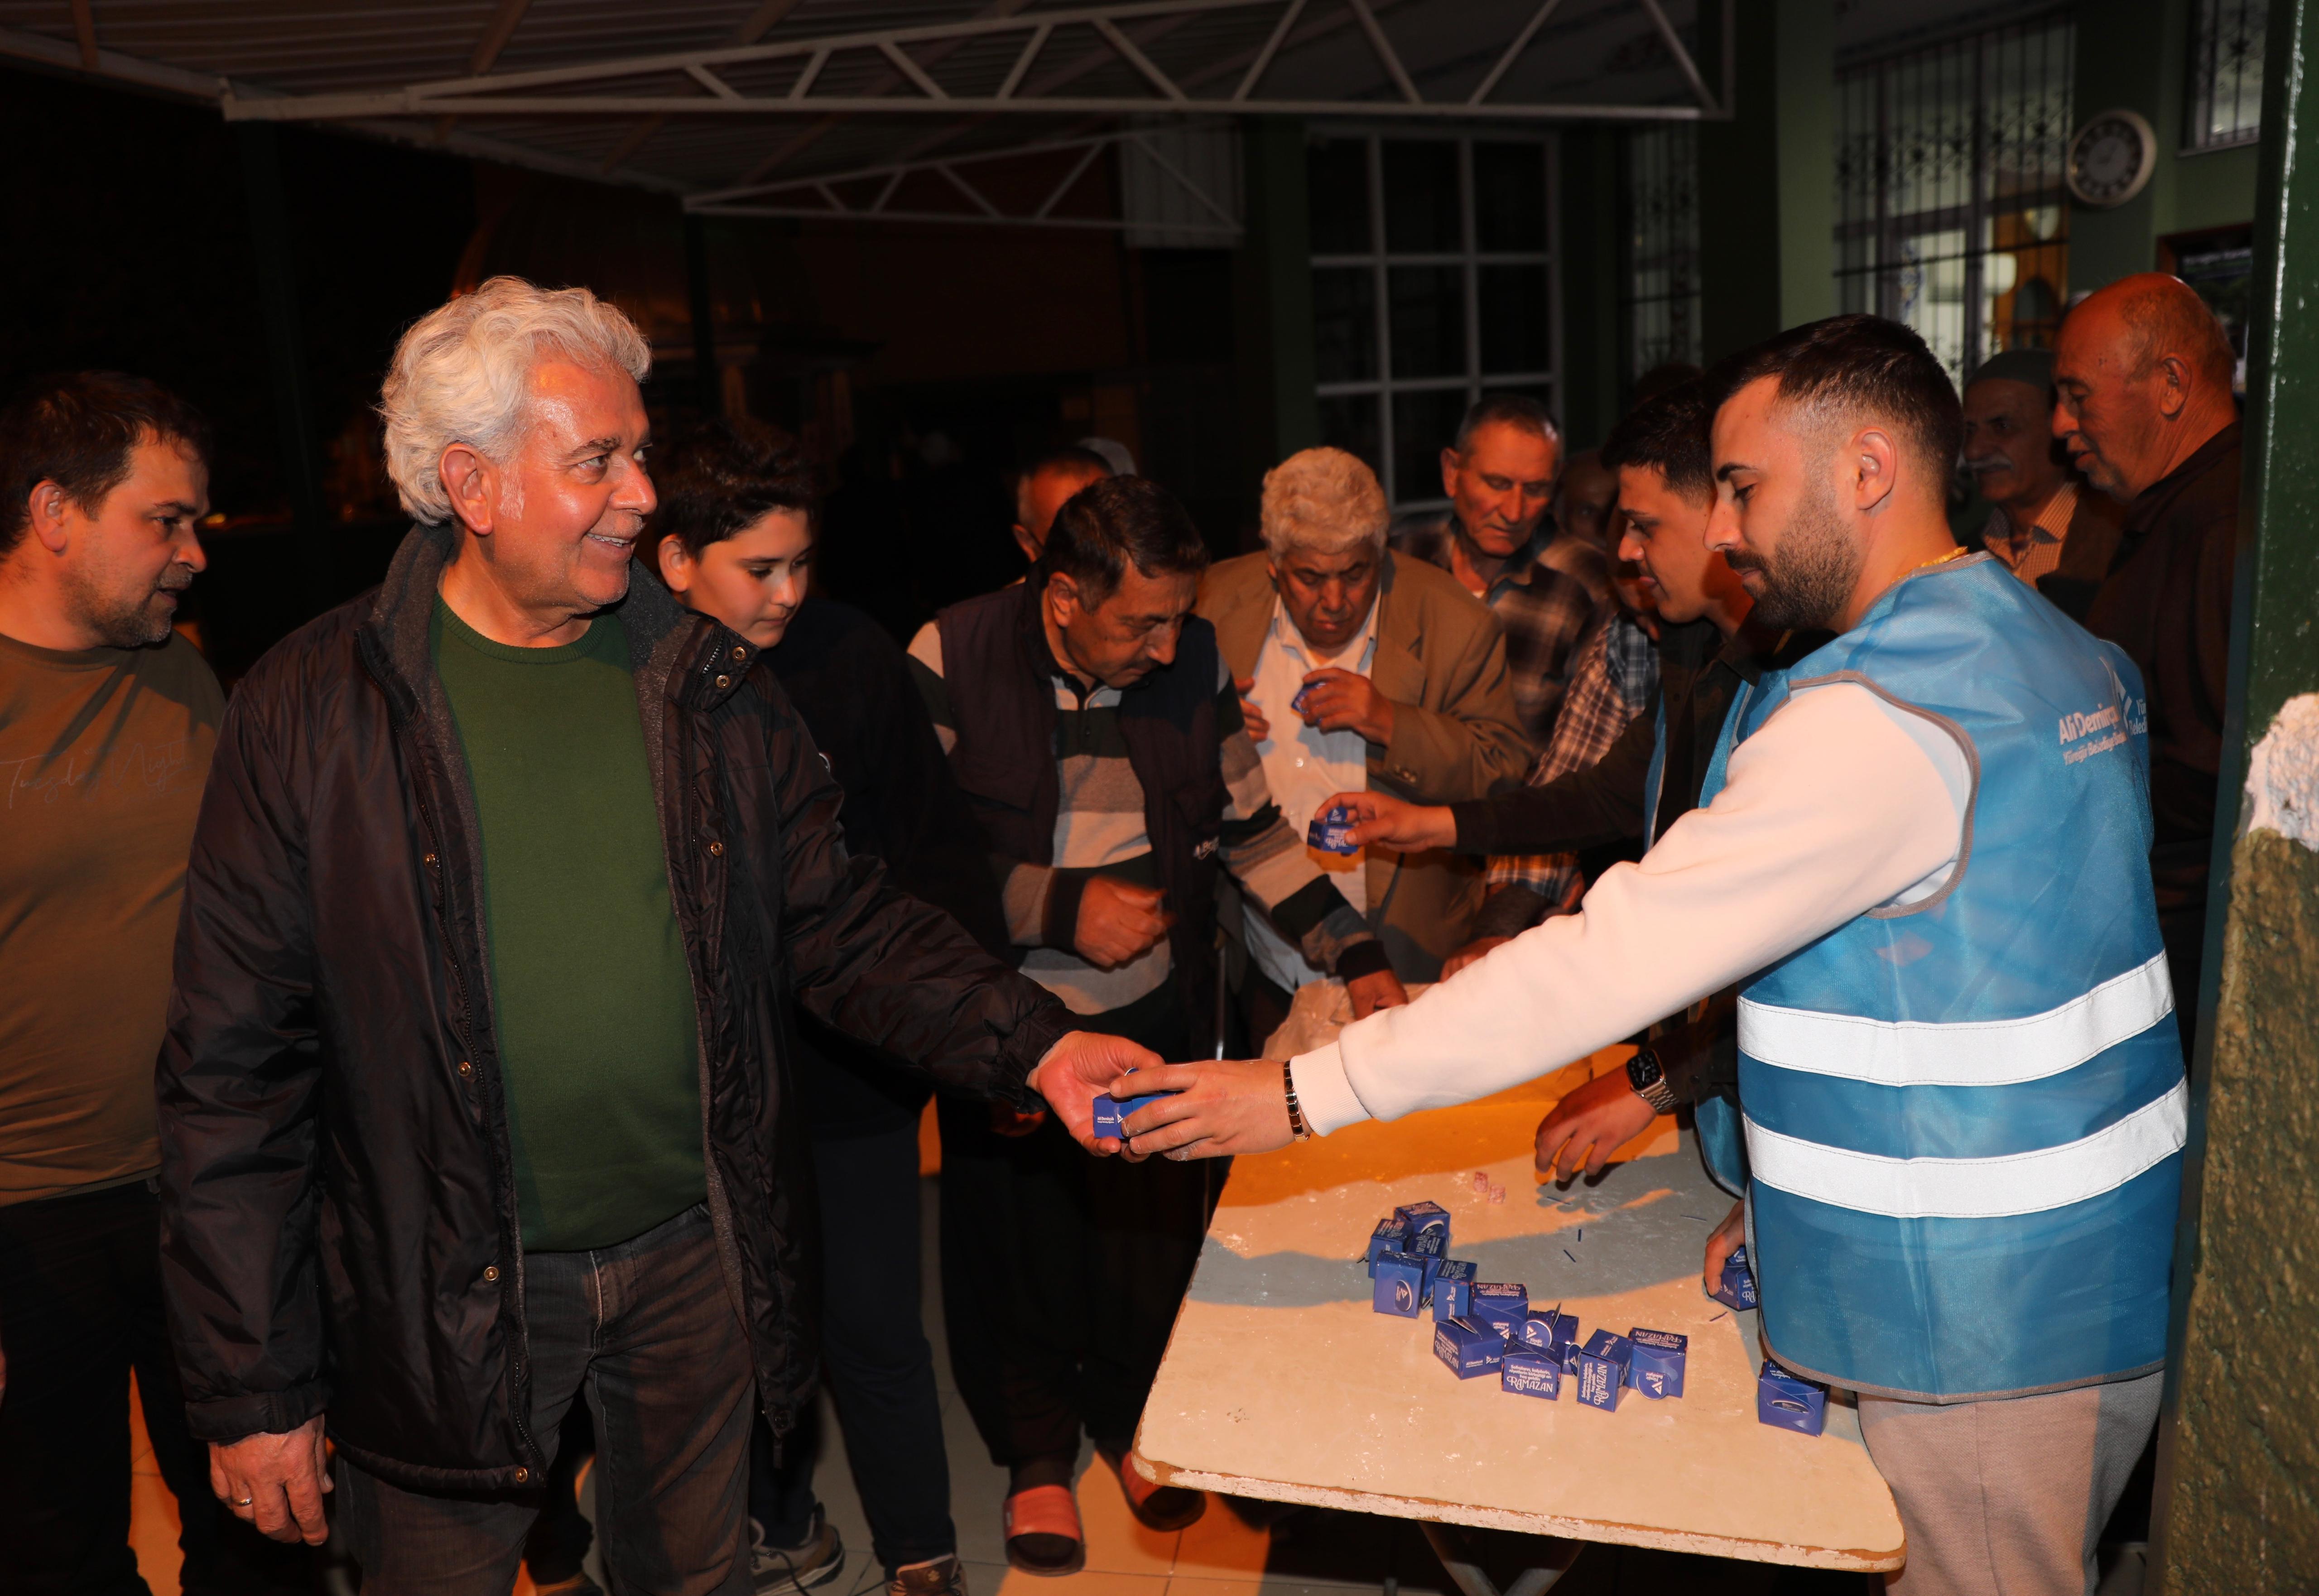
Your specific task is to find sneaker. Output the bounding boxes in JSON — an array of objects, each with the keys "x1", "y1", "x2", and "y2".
[
  {"x1": 890, "y1": 1554, "x2": 971, "y2": 1596},
  {"x1": 750, "y1": 1507, "x2": 846, "y2": 1596}
]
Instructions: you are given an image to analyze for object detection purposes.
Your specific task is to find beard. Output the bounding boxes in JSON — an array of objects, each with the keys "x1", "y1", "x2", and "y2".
[
  {"x1": 63, "y1": 562, "x2": 189, "y2": 648},
  {"x1": 1723, "y1": 476, "x2": 1860, "y2": 632}
]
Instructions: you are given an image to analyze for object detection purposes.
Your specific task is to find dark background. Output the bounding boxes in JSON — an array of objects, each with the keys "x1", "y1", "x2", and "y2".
[{"x1": 1, "y1": 63, "x2": 1254, "y2": 683}]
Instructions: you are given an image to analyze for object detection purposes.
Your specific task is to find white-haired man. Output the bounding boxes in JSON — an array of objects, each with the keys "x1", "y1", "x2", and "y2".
[
  {"x1": 1198, "y1": 446, "x2": 1529, "y2": 1040},
  {"x1": 154, "y1": 277, "x2": 1148, "y2": 1596}
]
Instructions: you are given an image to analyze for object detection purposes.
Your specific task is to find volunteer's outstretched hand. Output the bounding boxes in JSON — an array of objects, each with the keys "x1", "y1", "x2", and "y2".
[
  {"x1": 1029, "y1": 1030, "x2": 1165, "y2": 1154},
  {"x1": 1314, "y1": 789, "x2": 1458, "y2": 853},
  {"x1": 1535, "y1": 1067, "x2": 1660, "y2": 1182},
  {"x1": 1096, "y1": 1058, "x2": 1293, "y2": 1160}
]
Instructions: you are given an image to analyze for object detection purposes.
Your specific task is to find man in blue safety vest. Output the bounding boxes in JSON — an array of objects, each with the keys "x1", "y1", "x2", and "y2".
[{"x1": 1077, "y1": 315, "x2": 2185, "y2": 1595}]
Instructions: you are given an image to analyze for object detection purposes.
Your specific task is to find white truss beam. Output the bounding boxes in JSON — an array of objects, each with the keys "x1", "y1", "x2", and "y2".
[
  {"x1": 688, "y1": 127, "x2": 1241, "y2": 239},
  {"x1": 210, "y1": 0, "x2": 1732, "y2": 125}
]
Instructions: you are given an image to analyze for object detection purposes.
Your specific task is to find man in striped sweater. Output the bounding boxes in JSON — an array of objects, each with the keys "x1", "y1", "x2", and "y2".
[{"x1": 909, "y1": 476, "x2": 1403, "y2": 1571}]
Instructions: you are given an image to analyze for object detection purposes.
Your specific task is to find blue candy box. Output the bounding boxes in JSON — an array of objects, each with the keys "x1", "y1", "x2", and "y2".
[
  {"x1": 1371, "y1": 1256, "x2": 1425, "y2": 1318},
  {"x1": 1757, "y1": 1360, "x2": 1828, "y2": 1435},
  {"x1": 1468, "y1": 1282, "x2": 1529, "y2": 1337},
  {"x1": 1091, "y1": 1092, "x2": 1172, "y2": 1139},
  {"x1": 1365, "y1": 1216, "x2": 1410, "y2": 1275},
  {"x1": 1575, "y1": 1330, "x2": 1633, "y2": 1412},
  {"x1": 1626, "y1": 1328, "x2": 1687, "y2": 1399},
  {"x1": 1432, "y1": 1316, "x2": 1508, "y2": 1379},
  {"x1": 1712, "y1": 1244, "x2": 1760, "y2": 1311},
  {"x1": 1430, "y1": 1259, "x2": 1478, "y2": 1319},
  {"x1": 1307, "y1": 803, "x2": 1360, "y2": 856},
  {"x1": 1501, "y1": 1350, "x2": 1563, "y2": 1399}
]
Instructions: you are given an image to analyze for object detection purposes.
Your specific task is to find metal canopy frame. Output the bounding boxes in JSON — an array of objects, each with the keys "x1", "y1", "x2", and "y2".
[
  {"x1": 209, "y1": 0, "x2": 1730, "y2": 125},
  {"x1": 0, "y1": 0, "x2": 1737, "y2": 232}
]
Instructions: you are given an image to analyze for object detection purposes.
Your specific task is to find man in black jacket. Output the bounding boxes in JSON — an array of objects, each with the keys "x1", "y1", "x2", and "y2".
[{"x1": 157, "y1": 279, "x2": 1141, "y2": 1596}]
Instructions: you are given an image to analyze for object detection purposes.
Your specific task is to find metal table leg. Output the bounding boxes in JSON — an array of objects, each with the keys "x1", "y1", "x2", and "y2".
[{"x1": 1420, "y1": 1522, "x2": 1582, "y2": 1596}]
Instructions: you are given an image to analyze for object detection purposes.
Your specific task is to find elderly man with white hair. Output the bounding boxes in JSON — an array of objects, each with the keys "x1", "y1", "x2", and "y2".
[
  {"x1": 1197, "y1": 446, "x2": 1528, "y2": 1043},
  {"x1": 153, "y1": 277, "x2": 1149, "y2": 1596}
]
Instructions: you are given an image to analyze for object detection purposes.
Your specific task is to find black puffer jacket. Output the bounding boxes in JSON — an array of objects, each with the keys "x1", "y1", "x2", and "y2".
[{"x1": 157, "y1": 525, "x2": 1066, "y2": 1492}]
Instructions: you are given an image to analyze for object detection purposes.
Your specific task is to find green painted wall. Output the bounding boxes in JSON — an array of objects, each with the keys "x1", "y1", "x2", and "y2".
[
  {"x1": 1557, "y1": 128, "x2": 1625, "y2": 451},
  {"x1": 2070, "y1": 0, "x2": 2264, "y2": 292},
  {"x1": 1236, "y1": 116, "x2": 1320, "y2": 473},
  {"x1": 2152, "y1": 0, "x2": 2319, "y2": 1587},
  {"x1": 1696, "y1": 0, "x2": 1836, "y2": 361}
]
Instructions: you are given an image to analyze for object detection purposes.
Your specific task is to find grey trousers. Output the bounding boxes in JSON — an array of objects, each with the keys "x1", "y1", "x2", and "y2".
[
  {"x1": 1859, "y1": 1370, "x2": 2163, "y2": 1596},
  {"x1": 335, "y1": 1203, "x2": 755, "y2": 1596}
]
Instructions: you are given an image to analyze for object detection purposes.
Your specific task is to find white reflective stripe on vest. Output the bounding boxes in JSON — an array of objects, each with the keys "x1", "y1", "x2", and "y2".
[
  {"x1": 1743, "y1": 1079, "x2": 2188, "y2": 1219},
  {"x1": 1737, "y1": 952, "x2": 2174, "y2": 1088}
]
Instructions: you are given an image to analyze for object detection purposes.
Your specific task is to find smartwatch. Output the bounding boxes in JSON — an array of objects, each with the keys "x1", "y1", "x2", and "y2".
[{"x1": 1626, "y1": 1046, "x2": 1679, "y2": 1114}]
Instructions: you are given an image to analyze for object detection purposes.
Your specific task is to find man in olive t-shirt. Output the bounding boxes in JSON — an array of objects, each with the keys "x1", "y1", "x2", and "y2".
[
  {"x1": 431, "y1": 598, "x2": 708, "y2": 1250},
  {"x1": 0, "y1": 374, "x2": 304, "y2": 1595}
]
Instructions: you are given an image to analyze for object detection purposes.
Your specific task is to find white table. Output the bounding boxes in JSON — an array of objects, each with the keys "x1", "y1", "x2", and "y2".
[{"x1": 1131, "y1": 1024, "x2": 1905, "y2": 1578}]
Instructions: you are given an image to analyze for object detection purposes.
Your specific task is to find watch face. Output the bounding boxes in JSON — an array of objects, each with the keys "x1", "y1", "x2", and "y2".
[{"x1": 2069, "y1": 112, "x2": 2155, "y2": 207}]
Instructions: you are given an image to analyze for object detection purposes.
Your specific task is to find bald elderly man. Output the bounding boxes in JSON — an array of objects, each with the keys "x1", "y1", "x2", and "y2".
[{"x1": 2056, "y1": 273, "x2": 2242, "y2": 1053}]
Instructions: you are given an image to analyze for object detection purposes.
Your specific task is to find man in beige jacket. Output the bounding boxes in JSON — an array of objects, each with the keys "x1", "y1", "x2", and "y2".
[{"x1": 1199, "y1": 447, "x2": 1529, "y2": 1044}]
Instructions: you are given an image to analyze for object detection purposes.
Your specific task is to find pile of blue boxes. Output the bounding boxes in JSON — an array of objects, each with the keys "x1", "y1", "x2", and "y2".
[{"x1": 1366, "y1": 1200, "x2": 1825, "y2": 1434}]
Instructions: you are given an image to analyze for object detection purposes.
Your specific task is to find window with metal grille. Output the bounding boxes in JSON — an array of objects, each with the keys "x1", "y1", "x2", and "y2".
[
  {"x1": 1620, "y1": 125, "x2": 1703, "y2": 388},
  {"x1": 2185, "y1": 0, "x2": 2266, "y2": 151},
  {"x1": 1309, "y1": 132, "x2": 1559, "y2": 512},
  {"x1": 1833, "y1": 15, "x2": 2074, "y2": 382}
]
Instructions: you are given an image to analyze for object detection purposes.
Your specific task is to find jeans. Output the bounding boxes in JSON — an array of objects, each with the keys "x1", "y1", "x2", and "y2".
[
  {"x1": 335, "y1": 1203, "x2": 753, "y2": 1596},
  {"x1": 753, "y1": 1118, "x2": 956, "y2": 1576},
  {"x1": 0, "y1": 1179, "x2": 311, "y2": 1596},
  {"x1": 938, "y1": 982, "x2": 1222, "y2": 1463}
]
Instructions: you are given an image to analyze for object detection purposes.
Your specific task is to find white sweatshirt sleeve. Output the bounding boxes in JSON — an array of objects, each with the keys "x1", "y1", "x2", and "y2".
[{"x1": 1288, "y1": 681, "x2": 1971, "y2": 1135}]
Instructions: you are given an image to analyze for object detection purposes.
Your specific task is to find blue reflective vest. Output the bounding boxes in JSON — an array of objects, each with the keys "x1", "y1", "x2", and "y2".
[{"x1": 1699, "y1": 555, "x2": 2184, "y2": 1400}]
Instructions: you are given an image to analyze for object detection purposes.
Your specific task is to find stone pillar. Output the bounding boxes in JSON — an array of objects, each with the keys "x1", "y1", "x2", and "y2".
[
  {"x1": 2152, "y1": 0, "x2": 2319, "y2": 1585},
  {"x1": 1696, "y1": 0, "x2": 1836, "y2": 361}
]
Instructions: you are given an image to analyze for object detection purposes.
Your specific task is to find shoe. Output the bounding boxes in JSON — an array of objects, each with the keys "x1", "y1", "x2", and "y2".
[
  {"x1": 750, "y1": 1507, "x2": 846, "y2": 1596},
  {"x1": 531, "y1": 1578, "x2": 606, "y2": 1596},
  {"x1": 1002, "y1": 1483, "x2": 1086, "y2": 1577},
  {"x1": 1103, "y1": 1447, "x2": 1205, "y2": 1533},
  {"x1": 890, "y1": 1554, "x2": 971, "y2": 1596}
]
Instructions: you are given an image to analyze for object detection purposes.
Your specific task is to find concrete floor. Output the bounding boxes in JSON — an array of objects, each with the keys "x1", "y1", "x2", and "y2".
[{"x1": 126, "y1": 1173, "x2": 1872, "y2": 1596}]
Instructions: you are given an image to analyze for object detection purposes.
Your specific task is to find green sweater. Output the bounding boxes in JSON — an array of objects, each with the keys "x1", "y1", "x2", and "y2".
[{"x1": 433, "y1": 601, "x2": 705, "y2": 1250}]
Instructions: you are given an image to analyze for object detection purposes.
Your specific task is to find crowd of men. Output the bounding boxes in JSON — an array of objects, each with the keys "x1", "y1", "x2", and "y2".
[{"x1": 0, "y1": 267, "x2": 2238, "y2": 1596}]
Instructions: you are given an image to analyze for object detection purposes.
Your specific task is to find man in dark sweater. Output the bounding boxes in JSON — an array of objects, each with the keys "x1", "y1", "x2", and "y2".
[
  {"x1": 2057, "y1": 273, "x2": 2243, "y2": 1053},
  {"x1": 647, "y1": 422, "x2": 996, "y2": 1596}
]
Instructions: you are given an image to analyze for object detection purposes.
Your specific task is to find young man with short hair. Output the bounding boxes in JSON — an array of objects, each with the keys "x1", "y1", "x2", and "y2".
[
  {"x1": 0, "y1": 373, "x2": 303, "y2": 1595},
  {"x1": 1123, "y1": 317, "x2": 2184, "y2": 1593}
]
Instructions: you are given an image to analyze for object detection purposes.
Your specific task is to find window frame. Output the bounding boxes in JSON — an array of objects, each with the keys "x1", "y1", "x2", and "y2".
[{"x1": 1309, "y1": 128, "x2": 1562, "y2": 514}]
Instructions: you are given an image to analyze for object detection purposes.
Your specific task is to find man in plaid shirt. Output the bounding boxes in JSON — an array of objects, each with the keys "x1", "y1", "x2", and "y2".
[
  {"x1": 1391, "y1": 394, "x2": 1611, "y2": 747},
  {"x1": 1454, "y1": 605, "x2": 1661, "y2": 960}
]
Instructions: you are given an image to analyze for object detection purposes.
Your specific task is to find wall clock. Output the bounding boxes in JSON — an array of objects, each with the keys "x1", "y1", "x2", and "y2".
[{"x1": 2067, "y1": 109, "x2": 2159, "y2": 208}]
